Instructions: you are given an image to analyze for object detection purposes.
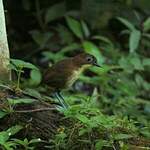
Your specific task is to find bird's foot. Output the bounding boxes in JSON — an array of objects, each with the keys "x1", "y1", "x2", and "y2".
[{"x1": 54, "y1": 91, "x2": 69, "y2": 110}]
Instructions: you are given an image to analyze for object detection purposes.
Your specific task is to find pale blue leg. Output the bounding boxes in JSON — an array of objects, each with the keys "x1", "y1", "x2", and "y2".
[{"x1": 54, "y1": 92, "x2": 68, "y2": 109}]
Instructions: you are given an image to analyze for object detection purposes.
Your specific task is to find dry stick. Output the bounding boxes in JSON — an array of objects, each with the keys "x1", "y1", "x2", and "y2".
[{"x1": 14, "y1": 107, "x2": 57, "y2": 113}]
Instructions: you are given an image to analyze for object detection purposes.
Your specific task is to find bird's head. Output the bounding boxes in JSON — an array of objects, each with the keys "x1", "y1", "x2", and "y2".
[{"x1": 73, "y1": 53, "x2": 101, "y2": 68}]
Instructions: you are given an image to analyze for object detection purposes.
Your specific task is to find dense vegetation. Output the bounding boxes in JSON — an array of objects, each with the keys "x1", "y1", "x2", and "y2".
[{"x1": 0, "y1": 0, "x2": 150, "y2": 149}]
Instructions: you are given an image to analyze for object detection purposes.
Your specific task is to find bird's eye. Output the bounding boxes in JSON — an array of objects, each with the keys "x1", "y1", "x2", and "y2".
[{"x1": 86, "y1": 56, "x2": 93, "y2": 62}]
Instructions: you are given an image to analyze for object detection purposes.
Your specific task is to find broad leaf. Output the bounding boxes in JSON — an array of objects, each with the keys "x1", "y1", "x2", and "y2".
[
  {"x1": 143, "y1": 58, "x2": 150, "y2": 66},
  {"x1": 92, "y1": 35, "x2": 113, "y2": 47},
  {"x1": 6, "y1": 125, "x2": 23, "y2": 136},
  {"x1": 79, "y1": 128, "x2": 89, "y2": 136},
  {"x1": 24, "y1": 88, "x2": 41, "y2": 99},
  {"x1": 30, "y1": 69, "x2": 42, "y2": 86},
  {"x1": 0, "y1": 125, "x2": 23, "y2": 144},
  {"x1": 66, "y1": 17, "x2": 83, "y2": 39},
  {"x1": 45, "y1": 2, "x2": 66, "y2": 23},
  {"x1": 29, "y1": 138, "x2": 42, "y2": 144},
  {"x1": 7, "y1": 98, "x2": 36, "y2": 105},
  {"x1": 117, "y1": 17, "x2": 135, "y2": 31},
  {"x1": 140, "y1": 128, "x2": 150, "y2": 138},
  {"x1": 130, "y1": 56, "x2": 144, "y2": 70},
  {"x1": 143, "y1": 17, "x2": 150, "y2": 32},
  {"x1": 0, "y1": 132, "x2": 9, "y2": 144},
  {"x1": 76, "y1": 114, "x2": 89, "y2": 124},
  {"x1": 10, "y1": 59, "x2": 38, "y2": 70},
  {"x1": 135, "y1": 74, "x2": 143, "y2": 87},
  {"x1": 30, "y1": 30, "x2": 52, "y2": 48},
  {"x1": 114, "y1": 133, "x2": 133, "y2": 140},
  {"x1": 95, "y1": 140, "x2": 108, "y2": 150},
  {"x1": 129, "y1": 30, "x2": 141, "y2": 53},
  {"x1": 0, "y1": 111, "x2": 7, "y2": 119},
  {"x1": 81, "y1": 20, "x2": 90, "y2": 38}
]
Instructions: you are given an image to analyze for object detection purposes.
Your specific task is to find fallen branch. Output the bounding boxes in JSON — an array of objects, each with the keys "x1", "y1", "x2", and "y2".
[{"x1": 14, "y1": 107, "x2": 57, "y2": 113}]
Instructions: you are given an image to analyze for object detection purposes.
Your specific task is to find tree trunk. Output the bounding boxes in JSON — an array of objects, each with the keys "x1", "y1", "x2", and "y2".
[{"x1": 0, "y1": 0, "x2": 11, "y2": 81}]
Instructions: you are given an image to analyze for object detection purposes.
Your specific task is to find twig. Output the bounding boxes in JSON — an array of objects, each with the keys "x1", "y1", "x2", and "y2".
[
  {"x1": 14, "y1": 107, "x2": 57, "y2": 113},
  {"x1": 112, "y1": 144, "x2": 117, "y2": 150}
]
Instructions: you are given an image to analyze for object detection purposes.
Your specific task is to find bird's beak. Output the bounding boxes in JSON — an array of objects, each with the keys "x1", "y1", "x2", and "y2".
[{"x1": 93, "y1": 62, "x2": 101, "y2": 67}]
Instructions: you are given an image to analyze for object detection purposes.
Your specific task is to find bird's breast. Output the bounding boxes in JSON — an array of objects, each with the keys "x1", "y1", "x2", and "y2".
[
  {"x1": 66, "y1": 65, "x2": 91, "y2": 88},
  {"x1": 66, "y1": 68, "x2": 83, "y2": 88}
]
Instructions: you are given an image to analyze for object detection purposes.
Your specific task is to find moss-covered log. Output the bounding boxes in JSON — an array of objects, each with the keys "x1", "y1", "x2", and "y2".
[{"x1": 0, "y1": 90, "x2": 62, "y2": 140}]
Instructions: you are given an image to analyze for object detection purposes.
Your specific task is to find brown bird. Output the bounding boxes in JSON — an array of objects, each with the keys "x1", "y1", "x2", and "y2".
[{"x1": 43, "y1": 53, "x2": 101, "y2": 108}]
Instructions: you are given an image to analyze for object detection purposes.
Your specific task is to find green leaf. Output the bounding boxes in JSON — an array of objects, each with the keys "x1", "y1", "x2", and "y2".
[
  {"x1": 30, "y1": 69, "x2": 42, "y2": 86},
  {"x1": 119, "y1": 56, "x2": 134, "y2": 73},
  {"x1": 92, "y1": 35, "x2": 113, "y2": 47},
  {"x1": 60, "y1": 43, "x2": 81, "y2": 54},
  {"x1": 29, "y1": 138, "x2": 42, "y2": 144},
  {"x1": 24, "y1": 88, "x2": 41, "y2": 99},
  {"x1": 45, "y1": 2, "x2": 66, "y2": 23},
  {"x1": 10, "y1": 59, "x2": 38, "y2": 70},
  {"x1": 129, "y1": 30, "x2": 141, "y2": 53},
  {"x1": 12, "y1": 138, "x2": 26, "y2": 146},
  {"x1": 113, "y1": 133, "x2": 133, "y2": 140},
  {"x1": 143, "y1": 58, "x2": 150, "y2": 66},
  {"x1": 130, "y1": 56, "x2": 144, "y2": 70},
  {"x1": 30, "y1": 30, "x2": 52, "y2": 47},
  {"x1": 0, "y1": 132, "x2": 9, "y2": 144},
  {"x1": 143, "y1": 81, "x2": 150, "y2": 91},
  {"x1": 140, "y1": 127, "x2": 150, "y2": 138},
  {"x1": 135, "y1": 74, "x2": 143, "y2": 87},
  {"x1": 81, "y1": 20, "x2": 90, "y2": 38},
  {"x1": 8, "y1": 64, "x2": 18, "y2": 71},
  {"x1": 144, "y1": 103, "x2": 150, "y2": 114},
  {"x1": 42, "y1": 51, "x2": 56, "y2": 61},
  {"x1": 24, "y1": 138, "x2": 29, "y2": 143},
  {"x1": 78, "y1": 139, "x2": 91, "y2": 143},
  {"x1": 90, "y1": 88, "x2": 99, "y2": 107},
  {"x1": 56, "y1": 132, "x2": 67, "y2": 140},
  {"x1": 66, "y1": 17, "x2": 83, "y2": 39},
  {"x1": 6, "y1": 125, "x2": 23, "y2": 136},
  {"x1": 83, "y1": 41, "x2": 104, "y2": 64},
  {"x1": 57, "y1": 24, "x2": 74, "y2": 44},
  {"x1": 0, "y1": 125, "x2": 23, "y2": 144},
  {"x1": 76, "y1": 114, "x2": 89, "y2": 124},
  {"x1": 0, "y1": 111, "x2": 7, "y2": 119},
  {"x1": 3, "y1": 145, "x2": 14, "y2": 150},
  {"x1": 117, "y1": 17, "x2": 135, "y2": 31},
  {"x1": 95, "y1": 140, "x2": 107, "y2": 150},
  {"x1": 79, "y1": 128, "x2": 89, "y2": 136},
  {"x1": 7, "y1": 98, "x2": 36, "y2": 105},
  {"x1": 143, "y1": 17, "x2": 150, "y2": 32},
  {"x1": 143, "y1": 33, "x2": 150, "y2": 39}
]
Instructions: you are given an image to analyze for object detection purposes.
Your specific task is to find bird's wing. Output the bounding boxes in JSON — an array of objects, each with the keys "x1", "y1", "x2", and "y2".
[{"x1": 43, "y1": 59, "x2": 73, "y2": 89}]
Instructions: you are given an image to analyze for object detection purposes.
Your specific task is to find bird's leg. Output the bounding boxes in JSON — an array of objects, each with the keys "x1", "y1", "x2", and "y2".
[
  {"x1": 54, "y1": 92, "x2": 64, "y2": 107},
  {"x1": 57, "y1": 91, "x2": 69, "y2": 108},
  {"x1": 54, "y1": 91, "x2": 68, "y2": 109}
]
